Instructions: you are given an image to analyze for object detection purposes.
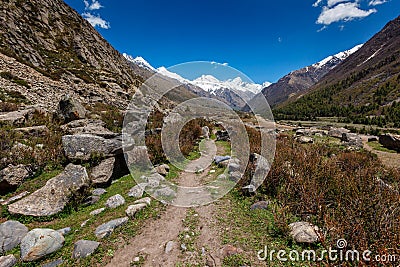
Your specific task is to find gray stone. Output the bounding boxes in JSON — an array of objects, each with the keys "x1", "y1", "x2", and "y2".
[
  {"x1": 128, "y1": 184, "x2": 146, "y2": 198},
  {"x1": 0, "y1": 109, "x2": 34, "y2": 125},
  {"x1": 214, "y1": 156, "x2": 231, "y2": 164},
  {"x1": 134, "y1": 197, "x2": 151, "y2": 206},
  {"x1": 105, "y1": 194, "x2": 125, "y2": 209},
  {"x1": 57, "y1": 227, "x2": 71, "y2": 236},
  {"x1": 20, "y1": 228, "x2": 65, "y2": 262},
  {"x1": 289, "y1": 222, "x2": 319, "y2": 244},
  {"x1": 250, "y1": 201, "x2": 270, "y2": 210},
  {"x1": 296, "y1": 136, "x2": 314, "y2": 144},
  {"x1": 0, "y1": 164, "x2": 30, "y2": 193},
  {"x1": 41, "y1": 258, "x2": 64, "y2": 267},
  {"x1": 60, "y1": 119, "x2": 118, "y2": 138},
  {"x1": 82, "y1": 195, "x2": 100, "y2": 206},
  {"x1": 368, "y1": 136, "x2": 379, "y2": 142},
  {"x1": 2, "y1": 191, "x2": 30, "y2": 205},
  {"x1": 56, "y1": 94, "x2": 87, "y2": 123},
  {"x1": 0, "y1": 220, "x2": 29, "y2": 253},
  {"x1": 156, "y1": 164, "x2": 170, "y2": 176},
  {"x1": 165, "y1": 241, "x2": 174, "y2": 254},
  {"x1": 125, "y1": 203, "x2": 147, "y2": 218},
  {"x1": 216, "y1": 130, "x2": 229, "y2": 141},
  {"x1": 202, "y1": 126, "x2": 210, "y2": 139},
  {"x1": 62, "y1": 134, "x2": 123, "y2": 161},
  {"x1": 8, "y1": 164, "x2": 89, "y2": 217},
  {"x1": 94, "y1": 217, "x2": 128, "y2": 239},
  {"x1": 153, "y1": 187, "x2": 176, "y2": 199},
  {"x1": 0, "y1": 255, "x2": 17, "y2": 267},
  {"x1": 72, "y1": 240, "x2": 100, "y2": 259},
  {"x1": 90, "y1": 157, "x2": 115, "y2": 185},
  {"x1": 92, "y1": 188, "x2": 107, "y2": 196},
  {"x1": 90, "y1": 208, "x2": 105, "y2": 216},
  {"x1": 379, "y1": 134, "x2": 400, "y2": 152},
  {"x1": 342, "y1": 133, "x2": 363, "y2": 149},
  {"x1": 14, "y1": 125, "x2": 49, "y2": 136}
]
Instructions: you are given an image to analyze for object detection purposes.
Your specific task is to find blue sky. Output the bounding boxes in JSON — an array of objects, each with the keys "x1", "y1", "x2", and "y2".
[{"x1": 64, "y1": 0, "x2": 399, "y2": 83}]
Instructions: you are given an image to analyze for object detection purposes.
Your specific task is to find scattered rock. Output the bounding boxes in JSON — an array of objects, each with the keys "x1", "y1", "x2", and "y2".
[
  {"x1": 328, "y1": 127, "x2": 350, "y2": 139},
  {"x1": 83, "y1": 195, "x2": 100, "y2": 206},
  {"x1": 379, "y1": 134, "x2": 400, "y2": 152},
  {"x1": 216, "y1": 130, "x2": 229, "y2": 141},
  {"x1": 0, "y1": 109, "x2": 35, "y2": 125},
  {"x1": 80, "y1": 219, "x2": 90, "y2": 228},
  {"x1": 41, "y1": 258, "x2": 64, "y2": 267},
  {"x1": 0, "y1": 164, "x2": 30, "y2": 193},
  {"x1": 0, "y1": 220, "x2": 29, "y2": 253},
  {"x1": 90, "y1": 208, "x2": 105, "y2": 216},
  {"x1": 92, "y1": 188, "x2": 107, "y2": 196},
  {"x1": 165, "y1": 241, "x2": 174, "y2": 254},
  {"x1": 57, "y1": 227, "x2": 71, "y2": 236},
  {"x1": 296, "y1": 136, "x2": 314, "y2": 144},
  {"x1": 56, "y1": 94, "x2": 87, "y2": 123},
  {"x1": 221, "y1": 245, "x2": 243, "y2": 257},
  {"x1": 72, "y1": 240, "x2": 100, "y2": 259},
  {"x1": 14, "y1": 125, "x2": 49, "y2": 136},
  {"x1": 125, "y1": 203, "x2": 147, "y2": 218},
  {"x1": 156, "y1": 164, "x2": 170, "y2": 176},
  {"x1": 1, "y1": 191, "x2": 30, "y2": 205},
  {"x1": 214, "y1": 156, "x2": 231, "y2": 164},
  {"x1": 128, "y1": 184, "x2": 146, "y2": 198},
  {"x1": 62, "y1": 134, "x2": 123, "y2": 161},
  {"x1": 250, "y1": 201, "x2": 270, "y2": 210},
  {"x1": 134, "y1": 197, "x2": 151, "y2": 206},
  {"x1": 20, "y1": 228, "x2": 65, "y2": 262},
  {"x1": 0, "y1": 255, "x2": 17, "y2": 267},
  {"x1": 342, "y1": 133, "x2": 363, "y2": 149},
  {"x1": 105, "y1": 194, "x2": 125, "y2": 209},
  {"x1": 90, "y1": 157, "x2": 115, "y2": 185},
  {"x1": 289, "y1": 221, "x2": 319, "y2": 244},
  {"x1": 94, "y1": 217, "x2": 128, "y2": 239},
  {"x1": 8, "y1": 164, "x2": 89, "y2": 217}
]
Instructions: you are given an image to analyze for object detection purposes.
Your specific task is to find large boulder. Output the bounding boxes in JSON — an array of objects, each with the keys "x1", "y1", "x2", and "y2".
[
  {"x1": 0, "y1": 108, "x2": 35, "y2": 125},
  {"x1": 379, "y1": 134, "x2": 400, "y2": 152},
  {"x1": 62, "y1": 134, "x2": 123, "y2": 161},
  {"x1": 20, "y1": 229, "x2": 64, "y2": 262},
  {"x1": 8, "y1": 164, "x2": 89, "y2": 217},
  {"x1": 0, "y1": 164, "x2": 30, "y2": 193},
  {"x1": 289, "y1": 221, "x2": 319, "y2": 244},
  {"x1": 0, "y1": 220, "x2": 29, "y2": 253},
  {"x1": 94, "y1": 217, "x2": 129, "y2": 239},
  {"x1": 72, "y1": 240, "x2": 100, "y2": 259},
  {"x1": 90, "y1": 157, "x2": 116, "y2": 185},
  {"x1": 56, "y1": 94, "x2": 87, "y2": 123},
  {"x1": 60, "y1": 119, "x2": 118, "y2": 138},
  {"x1": 328, "y1": 127, "x2": 350, "y2": 139}
]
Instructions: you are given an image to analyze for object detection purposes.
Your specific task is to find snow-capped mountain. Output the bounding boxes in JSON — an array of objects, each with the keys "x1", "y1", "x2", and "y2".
[
  {"x1": 123, "y1": 53, "x2": 270, "y2": 108},
  {"x1": 253, "y1": 44, "x2": 363, "y2": 107}
]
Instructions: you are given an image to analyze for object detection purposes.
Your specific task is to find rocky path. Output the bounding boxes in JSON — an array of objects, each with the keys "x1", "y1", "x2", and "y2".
[{"x1": 106, "y1": 139, "x2": 225, "y2": 266}]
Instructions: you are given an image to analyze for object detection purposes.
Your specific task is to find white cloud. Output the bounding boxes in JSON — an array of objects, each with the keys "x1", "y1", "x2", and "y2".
[
  {"x1": 84, "y1": 0, "x2": 103, "y2": 10},
  {"x1": 313, "y1": 0, "x2": 323, "y2": 7},
  {"x1": 316, "y1": 2, "x2": 377, "y2": 25},
  {"x1": 369, "y1": 0, "x2": 388, "y2": 6},
  {"x1": 327, "y1": 0, "x2": 351, "y2": 7},
  {"x1": 82, "y1": 12, "x2": 110, "y2": 29},
  {"x1": 211, "y1": 61, "x2": 228, "y2": 66}
]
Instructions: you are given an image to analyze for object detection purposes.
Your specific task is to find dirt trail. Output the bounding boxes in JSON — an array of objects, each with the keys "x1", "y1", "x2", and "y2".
[
  {"x1": 106, "y1": 139, "x2": 224, "y2": 267},
  {"x1": 361, "y1": 136, "x2": 400, "y2": 170}
]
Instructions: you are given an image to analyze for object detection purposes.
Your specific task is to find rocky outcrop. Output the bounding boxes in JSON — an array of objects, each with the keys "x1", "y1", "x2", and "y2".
[
  {"x1": 20, "y1": 228, "x2": 64, "y2": 262},
  {"x1": 56, "y1": 94, "x2": 87, "y2": 122},
  {"x1": 328, "y1": 127, "x2": 350, "y2": 139},
  {"x1": 379, "y1": 134, "x2": 400, "y2": 152},
  {"x1": 72, "y1": 240, "x2": 100, "y2": 259},
  {"x1": 342, "y1": 133, "x2": 363, "y2": 149},
  {"x1": 61, "y1": 119, "x2": 118, "y2": 138},
  {"x1": 0, "y1": 164, "x2": 30, "y2": 193},
  {"x1": 0, "y1": 220, "x2": 29, "y2": 253},
  {"x1": 62, "y1": 134, "x2": 123, "y2": 161},
  {"x1": 8, "y1": 164, "x2": 89, "y2": 216}
]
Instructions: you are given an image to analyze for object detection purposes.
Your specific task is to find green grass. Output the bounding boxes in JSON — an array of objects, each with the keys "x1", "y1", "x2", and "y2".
[
  {"x1": 215, "y1": 140, "x2": 231, "y2": 155},
  {"x1": 368, "y1": 141, "x2": 398, "y2": 153}
]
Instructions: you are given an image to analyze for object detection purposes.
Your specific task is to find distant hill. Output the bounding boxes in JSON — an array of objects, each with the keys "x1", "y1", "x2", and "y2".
[{"x1": 274, "y1": 15, "x2": 400, "y2": 127}]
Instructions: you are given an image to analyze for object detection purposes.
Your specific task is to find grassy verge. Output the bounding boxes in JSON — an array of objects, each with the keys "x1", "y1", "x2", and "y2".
[{"x1": 368, "y1": 141, "x2": 398, "y2": 153}]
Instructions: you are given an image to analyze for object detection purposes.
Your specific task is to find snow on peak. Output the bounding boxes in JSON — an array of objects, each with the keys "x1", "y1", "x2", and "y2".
[
  {"x1": 123, "y1": 53, "x2": 156, "y2": 71},
  {"x1": 157, "y1": 67, "x2": 189, "y2": 84},
  {"x1": 313, "y1": 44, "x2": 363, "y2": 69}
]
